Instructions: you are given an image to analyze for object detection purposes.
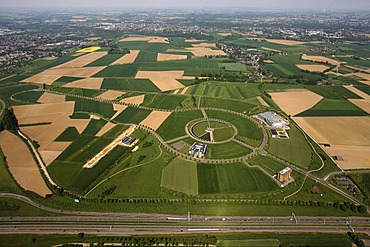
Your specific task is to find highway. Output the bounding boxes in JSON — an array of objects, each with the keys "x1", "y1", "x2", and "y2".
[{"x1": 0, "y1": 224, "x2": 368, "y2": 235}]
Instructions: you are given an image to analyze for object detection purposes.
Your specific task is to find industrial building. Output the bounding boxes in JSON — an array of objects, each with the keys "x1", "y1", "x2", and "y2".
[
  {"x1": 257, "y1": 111, "x2": 290, "y2": 130},
  {"x1": 189, "y1": 142, "x2": 207, "y2": 158}
]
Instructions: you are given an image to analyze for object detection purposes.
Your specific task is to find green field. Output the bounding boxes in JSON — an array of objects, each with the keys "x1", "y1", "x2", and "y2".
[
  {"x1": 157, "y1": 110, "x2": 203, "y2": 140},
  {"x1": 304, "y1": 85, "x2": 362, "y2": 100},
  {"x1": 197, "y1": 163, "x2": 277, "y2": 194},
  {"x1": 205, "y1": 110, "x2": 263, "y2": 140},
  {"x1": 186, "y1": 82, "x2": 261, "y2": 100},
  {"x1": 85, "y1": 54, "x2": 123, "y2": 66},
  {"x1": 74, "y1": 99, "x2": 116, "y2": 118},
  {"x1": 298, "y1": 98, "x2": 368, "y2": 116},
  {"x1": 113, "y1": 107, "x2": 151, "y2": 124},
  {"x1": 54, "y1": 126, "x2": 80, "y2": 142},
  {"x1": 12, "y1": 90, "x2": 43, "y2": 103},
  {"x1": 205, "y1": 141, "x2": 252, "y2": 159},
  {"x1": 81, "y1": 119, "x2": 107, "y2": 135},
  {"x1": 134, "y1": 50, "x2": 158, "y2": 63},
  {"x1": 191, "y1": 121, "x2": 234, "y2": 142},
  {"x1": 247, "y1": 155, "x2": 287, "y2": 176},
  {"x1": 93, "y1": 64, "x2": 139, "y2": 77},
  {"x1": 0, "y1": 84, "x2": 39, "y2": 105},
  {"x1": 160, "y1": 157, "x2": 198, "y2": 195},
  {"x1": 142, "y1": 94, "x2": 191, "y2": 109},
  {"x1": 101, "y1": 78, "x2": 160, "y2": 92},
  {"x1": 201, "y1": 97, "x2": 257, "y2": 113},
  {"x1": 268, "y1": 124, "x2": 311, "y2": 168},
  {"x1": 219, "y1": 62, "x2": 247, "y2": 72}
]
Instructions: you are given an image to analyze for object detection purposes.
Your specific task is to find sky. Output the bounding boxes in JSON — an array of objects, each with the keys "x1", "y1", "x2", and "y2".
[{"x1": 1, "y1": 0, "x2": 369, "y2": 11}]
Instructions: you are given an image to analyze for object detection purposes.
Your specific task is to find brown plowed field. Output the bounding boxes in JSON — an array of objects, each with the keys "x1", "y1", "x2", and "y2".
[
  {"x1": 139, "y1": 111, "x2": 172, "y2": 130},
  {"x1": 111, "y1": 50, "x2": 140, "y2": 65}
]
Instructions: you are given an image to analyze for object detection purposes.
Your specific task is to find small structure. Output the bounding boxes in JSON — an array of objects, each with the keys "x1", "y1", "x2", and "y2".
[
  {"x1": 277, "y1": 167, "x2": 292, "y2": 183},
  {"x1": 257, "y1": 111, "x2": 290, "y2": 130},
  {"x1": 121, "y1": 136, "x2": 136, "y2": 146},
  {"x1": 189, "y1": 142, "x2": 207, "y2": 158}
]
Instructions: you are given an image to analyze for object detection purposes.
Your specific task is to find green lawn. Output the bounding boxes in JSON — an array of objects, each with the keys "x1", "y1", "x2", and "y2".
[
  {"x1": 247, "y1": 155, "x2": 287, "y2": 176},
  {"x1": 298, "y1": 98, "x2": 368, "y2": 116},
  {"x1": 197, "y1": 163, "x2": 277, "y2": 194},
  {"x1": 205, "y1": 141, "x2": 252, "y2": 159},
  {"x1": 161, "y1": 157, "x2": 198, "y2": 195},
  {"x1": 268, "y1": 124, "x2": 311, "y2": 168},
  {"x1": 113, "y1": 107, "x2": 151, "y2": 124},
  {"x1": 12, "y1": 90, "x2": 44, "y2": 103},
  {"x1": 74, "y1": 99, "x2": 116, "y2": 118},
  {"x1": 304, "y1": 85, "x2": 362, "y2": 100},
  {"x1": 54, "y1": 126, "x2": 80, "y2": 142},
  {"x1": 101, "y1": 78, "x2": 160, "y2": 92},
  {"x1": 219, "y1": 62, "x2": 247, "y2": 72},
  {"x1": 157, "y1": 110, "x2": 203, "y2": 140}
]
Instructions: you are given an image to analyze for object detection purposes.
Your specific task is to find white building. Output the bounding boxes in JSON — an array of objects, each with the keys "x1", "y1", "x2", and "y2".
[{"x1": 257, "y1": 111, "x2": 290, "y2": 130}]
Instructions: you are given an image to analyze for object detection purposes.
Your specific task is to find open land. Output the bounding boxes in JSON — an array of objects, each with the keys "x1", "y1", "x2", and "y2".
[
  {"x1": 135, "y1": 70, "x2": 185, "y2": 91},
  {"x1": 37, "y1": 92, "x2": 65, "y2": 103},
  {"x1": 139, "y1": 111, "x2": 172, "y2": 130},
  {"x1": 96, "y1": 122, "x2": 116, "y2": 137},
  {"x1": 111, "y1": 50, "x2": 140, "y2": 65},
  {"x1": 157, "y1": 53, "x2": 187, "y2": 61},
  {"x1": 0, "y1": 130, "x2": 51, "y2": 196},
  {"x1": 120, "y1": 95, "x2": 145, "y2": 105},
  {"x1": 55, "y1": 52, "x2": 107, "y2": 68},
  {"x1": 186, "y1": 47, "x2": 227, "y2": 56},
  {"x1": 270, "y1": 89, "x2": 323, "y2": 116},
  {"x1": 345, "y1": 85, "x2": 370, "y2": 114},
  {"x1": 257, "y1": 96, "x2": 269, "y2": 107},
  {"x1": 97, "y1": 90, "x2": 125, "y2": 100},
  {"x1": 293, "y1": 116, "x2": 370, "y2": 169},
  {"x1": 296, "y1": 64, "x2": 330, "y2": 72},
  {"x1": 301, "y1": 55, "x2": 341, "y2": 67},
  {"x1": 265, "y1": 39, "x2": 305, "y2": 46},
  {"x1": 63, "y1": 77, "x2": 104, "y2": 89}
]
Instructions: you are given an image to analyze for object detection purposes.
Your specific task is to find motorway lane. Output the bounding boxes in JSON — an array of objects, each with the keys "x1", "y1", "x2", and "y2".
[{"x1": 0, "y1": 224, "x2": 368, "y2": 235}]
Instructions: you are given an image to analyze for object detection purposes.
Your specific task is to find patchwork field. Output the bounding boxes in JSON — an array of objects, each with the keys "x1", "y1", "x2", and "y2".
[
  {"x1": 0, "y1": 130, "x2": 51, "y2": 196},
  {"x1": 186, "y1": 47, "x2": 227, "y2": 56},
  {"x1": 139, "y1": 111, "x2": 172, "y2": 130},
  {"x1": 293, "y1": 116, "x2": 370, "y2": 169},
  {"x1": 111, "y1": 50, "x2": 140, "y2": 65},
  {"x1": 257, "y1": 96, "x2": 269, "y2": 107},
  {"x1": 55, "y1": 51, "x2": 108, "y2": 68},
  {"x1": 135, "y1": 70, "x2": 185, "y2": 91},
  {"x1": 270, "y1": 89, "x2": 323, "y2": 116},
  {"x1": 345, "y1": 85, "x2": 370, "y2": 113},
  {"x1": 37, "y1": 92, "x2": 65, "y2": 103}
]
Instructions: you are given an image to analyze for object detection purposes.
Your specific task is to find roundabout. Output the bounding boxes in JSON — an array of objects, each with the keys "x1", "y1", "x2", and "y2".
[{"x1": 187, "y1": 118, "x2": 237, "y2": 144}]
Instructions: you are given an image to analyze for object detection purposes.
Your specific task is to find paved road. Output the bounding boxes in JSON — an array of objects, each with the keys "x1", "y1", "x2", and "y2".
[{"x1": 0, "y1": 224, "x2": 368, "y2": 235}]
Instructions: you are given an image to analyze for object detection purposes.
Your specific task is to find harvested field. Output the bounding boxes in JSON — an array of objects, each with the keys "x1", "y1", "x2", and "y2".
[
  {"x1": 293, "y1": 116, "x2": 370, "y2": 169},
  {"x1": 344, "y1": 72, "x2": 370, "y2": 81},
  {"x1": 37, "y1": 92, "x2": 65, "y2": 103},
  {"x1": 135, "y1": 70, "x2": 185, "y2": 91},
  {"x1": 344, "y1": 85, "x2": 370, "y2": 100},
  {"x1": 296, "y1": 64, "x2": 330, "y2": 73},
  {"x1": 218, "y1": 33, "x2": 232, "y2": 36},
  {"x1": 157, "y1": 53, "x2": 187, "y2": 61},
  {"x1": 348, "y1": 100, "x2": 370, "y2": 114},
  {"x1": 97, "y1": 90, "x2": 125, "y2": 100},
  {"x1": 0, "y1": 130, "x2": 51, "y2": 196},
  {"x1": 185, "y1": 39, "x2": 204, "y2": 42},
  {"x1": 139, "y1": 111, "x2": 172, "y2": 130},
  {"x1": 257, "y1": 96, "x2": 269, "y2": 107},
  {"x1": 120, "y1": 95, "x2": 145, "y2": 105},
  {"x1": 76, "y1": 46, "x2": 101, "y2": 53},
  {"x1": 63, "y1": 77, "x2": 104, "y2": 89},
  {"x1": 173, "y1": 89, "x2": 180, "y2": 94},
  {"x1": 180, "y1": 87, "x2": 189, "y2": 95},
  {"x1": 22, "y1": 74, "x2": 62, "y2": 85},
  {"x1": 148, "y1": 37, "x2": 169, "y2": 43},
  {"x1": 14, "y1": 101, "x2": 75, "y2": 124},
  {"x1": 266, "y1": 39, "x2": 304, "y2": 46},
  {"x1": 186, "y1": 47, "x2": 227, "y2": 57},
  {"x1": 325, "y1": 145, "x2": 370, "y2": 170},
  {"x1": 119, "y1": 36, "x2": 153, "y2": 42},
  {"x1": 55, "y1": 52, "x2": 107, "y2": 68},
  {"x1": 83, "y1": 125, "x2": 135, "y2": 168},
  {"x1": 301, "y1": 55, "x2": 341, "y2": 67},
  {"x1": 111, "y1": 50, "x2": 140, "y2": 65},
  {"x1": 96, "y1": 122, "x2": 116, "y2": 137},
  {"x1": 191, "y1": 43, "x2": 216, "y2": 48},
  {"x1": 293, "y1": 117, "x2": 370, "y2": 146},
  {"x1": 264, "y1": 60, "x2": 275, "y2": 64},
  {"x1": 270, "y1": 89, "x2": 323, "y2": 116},
  {"x1": 111, "y1": 104, "x2": 127, "y2": 119}
]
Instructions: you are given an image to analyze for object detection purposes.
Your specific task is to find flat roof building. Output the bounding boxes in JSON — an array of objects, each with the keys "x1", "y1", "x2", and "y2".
[
  {"x1": 277, "y1": 167, "x2": 292, "y2": 183},
  {"x1": 189, "y1": 142, "x2": 207, "y2": 158},
  {"x1": 257, "y1": 111, "x2": 290, "y2": 130}
]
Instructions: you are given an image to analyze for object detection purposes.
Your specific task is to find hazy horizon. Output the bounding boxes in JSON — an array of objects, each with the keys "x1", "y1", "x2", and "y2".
[{"x1": 1, "y1": 0, "x2": 369, "y2": 11}]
